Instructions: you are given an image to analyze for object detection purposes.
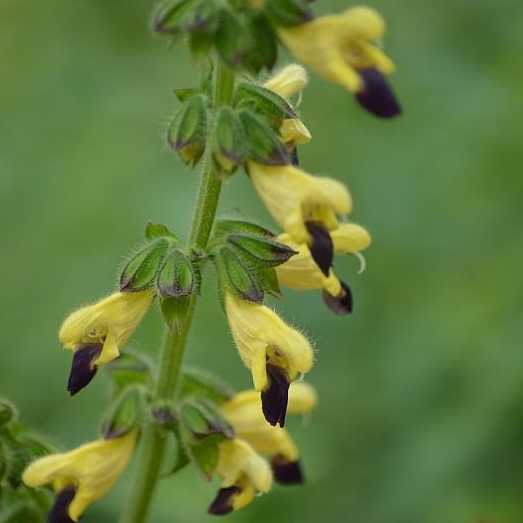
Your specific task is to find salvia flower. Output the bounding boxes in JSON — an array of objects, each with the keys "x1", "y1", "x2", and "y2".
[
  {"x1": 278, "y1": 7, "x2": 401, "y2": 118},
  {"x1": 209, "y1": 439, "x2": 272, "y2": 515},
  {"x1": 263, "y1": 64, "x2": 311, "y2": 148},
  {"x1": 276, "y1": 224, "x2": 371, "y2": 314},
  {"x1": 248, "y1": 162, "x2": 352, "y2": 277},
  {"x1": 225, "y1": 292, "x2": 314, "y2": 427},
  {"x1": 22, "y1": 431, "x2": 136, "y2": 522},
  {"x1": 58, "y1": 290, "x2": 153, "y2": 395},
  {"x1": 221, "y1": 382, "x2": 317, "y2": 484}
]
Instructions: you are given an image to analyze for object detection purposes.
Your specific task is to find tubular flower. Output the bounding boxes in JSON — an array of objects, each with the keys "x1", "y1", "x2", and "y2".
[
  {"x1": 58, "y1": 290, "x2": 154, "y2": 395},
  {"x1": 208, "y1": 439, "x2": 272, "y2": 515},
  {"x1": 221, "y1": 383, "x2": 317, "y2": 484},
  {"x1": 248, "y1": 161, "x2": 351, "y2": 277},
  {"x1": 22, "y1": 431, "x2": 136, "y2": 522},
  {"x1": 263, "y1": 64, "x2": 311, "y2": 153},
  {"x1": 225, "y1": 292, "x2": 314, "y2": 427},
  {"x1": 278, "y1": 7, "x2": 401, "y2": 118},
  {"x1": 276, "y1": 224, "x2": 371, "y2": 314}
]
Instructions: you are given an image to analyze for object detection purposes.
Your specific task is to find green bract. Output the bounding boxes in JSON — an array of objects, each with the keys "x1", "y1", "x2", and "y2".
[
  {"x1": 120, "y1": 238, "x2": 170, "y2": 292},
  {"x1": 168, "y1": 94, "x2": 208, "y2": 167},
  {"x1": 239, "y1": 110, "x2": 290, "y2": 165}
]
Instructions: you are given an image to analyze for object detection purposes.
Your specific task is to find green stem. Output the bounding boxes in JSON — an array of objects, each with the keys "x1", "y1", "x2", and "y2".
[{"x1": 120, "y1": 61, "x2": 235, "y2": 523}]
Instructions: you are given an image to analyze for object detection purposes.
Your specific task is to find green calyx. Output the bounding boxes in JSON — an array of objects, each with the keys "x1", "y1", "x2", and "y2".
[
  {"x1": 239, "y1": 109, "x2": 290, "y2": 165},
  {"x1": 212, "y1": 106, "x2": 248, "y2": 173},
  {"x1": 168, "y1": 94, "x2": 209, "y2": 168},
  {"x1": 210, "y1": 219, "x2": 296, "y2": 304},
  {"x1": 264, "y1": 0, "x2": 314, "y2": 27},
  {"x1": 120, "y1": 238, "x2": 171, "y2": 292}
]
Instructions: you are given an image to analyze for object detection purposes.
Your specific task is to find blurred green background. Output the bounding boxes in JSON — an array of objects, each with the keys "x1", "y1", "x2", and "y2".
[{"x1": 2, "y1": 0, "x2": 523, "y2": 522}]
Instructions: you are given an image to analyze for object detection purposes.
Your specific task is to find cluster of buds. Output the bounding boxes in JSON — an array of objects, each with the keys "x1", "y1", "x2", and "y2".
[{"x1": 17, "y1": 1, "x2": 402, "y2": 521}]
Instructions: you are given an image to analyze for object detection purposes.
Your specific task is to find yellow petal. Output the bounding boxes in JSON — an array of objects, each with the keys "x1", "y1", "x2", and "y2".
[
  {"x1": 287, "y1": 382, "x2": 318, "y2": 414},
  {"x1": 263, "y1": 64, "x2": 308, "y2": 99},
  {"x1": 249, "y1": 162, "x2": 351, "y2": 244},
  {"x1": 225, "y1": 292, "x2": 314, "y2": 391},
  {"x1": 59, "y1": 291, "x2": 153, "y2": 365},
  {"x1": 279, "y1": 7, "x2": 394, "y2": 93},
  {"x1": 23, "y1": 432, "x2": 136, "y2": 521},
  {"x1": 331, "y1": 223, "x2": 372, "y2": 253},
  {"x1": 280, "y1": 118, "x2": 311, "y2": 145},
  {"x1": 275, "y1": 235, "x2": 342, "y2": 294},
  {"x1": 217, "y1": 439, "x2": 272, "y2": 494}
]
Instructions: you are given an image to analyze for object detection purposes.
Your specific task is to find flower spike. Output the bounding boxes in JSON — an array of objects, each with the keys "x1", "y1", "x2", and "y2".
[
  {"x1": 278, "y1": 7, "x2": 401, "y2": 118},
  {"x1": 225, "y1": 292, "x2": 314, "y2": 426},
  {"x1": 23, "y1": 432, "x2": 136, "y2": 522},
  {"x1": 59, "y1": 290, "x2": 153, "y2": 394}
]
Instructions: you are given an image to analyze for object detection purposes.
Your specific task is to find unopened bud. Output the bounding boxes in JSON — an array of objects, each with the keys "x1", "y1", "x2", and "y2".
[
  {"x1": 212, "y1": 107, "x2": 247, "y2": 173},
  {"x1": 168, "y1": 94, "x2": 208, "y2": 167}
]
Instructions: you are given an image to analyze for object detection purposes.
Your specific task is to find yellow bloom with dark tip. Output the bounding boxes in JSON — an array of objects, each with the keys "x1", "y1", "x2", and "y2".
[
  {"x1": 278, "y1": 7, "x2": 401, "y2": 118},
  {"x1": 225, "y1": 292, "x2": 314, "y2": 427},
  {"x1": 263, "y1": 64, "x2": 312, "y2": 146},
  {"x1": 248, "y1": 161, "x2": 352, "y2": 277},
  {"x1": 221, "y1": 383, "x2": 317, "y2": 485},
  {"x1": 276, "y1": 224, "x2": 371, "y2": 314},
  {"x1": 59, "y1": 290, "x2": 153, "y2": 394},
  {"x1": 23, "y1": 432, "x2": 136, "y2": 522},
  {"x1": 208, "y1": 439, "x2": 272, "y2": 515}
]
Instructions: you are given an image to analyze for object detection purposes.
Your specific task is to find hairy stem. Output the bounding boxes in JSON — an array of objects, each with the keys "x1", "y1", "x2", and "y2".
[{"x1": 120, "y1": 60, "x2": 235, "y2": 523}]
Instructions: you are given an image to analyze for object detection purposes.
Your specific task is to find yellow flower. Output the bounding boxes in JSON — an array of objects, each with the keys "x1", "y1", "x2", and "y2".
[
  {"x1": 278, "y1": 7, "x2": 401, "y2": 118},
  {"x1": 59, "y1": 290, "x2": 153, "y2": 395},
  {"x1": 263, "y1": 64, "x2": 312, "y2": 147},
  {"x1": 208, "y1": 438, "x2": 272, "y2": 515},
  {"x1": 248, "y1": 161, "x2": 352, "y2": 276},
  {"x1": 276, "y1": 224, "x2": 371, "y2": 314},
  {"x1": 23, "y1": 432, "x2": 136, "y2": 522},
  {"x1": 225, "y1": 292, "x2": 314, "y2": 427},
  {"x1": 221, "y1": 382, "x2": 317, "y2": 484}
]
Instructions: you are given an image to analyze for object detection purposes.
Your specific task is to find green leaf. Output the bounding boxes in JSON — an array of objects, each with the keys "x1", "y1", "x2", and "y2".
[
  {"x1": 235, "y1": 82, "x2": 296, "y2": 125},
  {"x1": 238, "y1": 110, "x2": 290, "y2": 165},
  {"x1": 106, "y1": 352, "x2": 152, "y2": 392},
  {"x1": 0, "y1": 400, "x2": 15, "y2": 428},
  {"x1": 144, "y1": 222, "x2": 179, "y2": 241},
  {"x1": 244, "y1": 14, "x2": 278, "y2": 73},
  {"x1": 120, "y1": 238, "x2": 170, "y2": 292},
  {"x1": 157, "y1": 249, "x2": 195, "y2": 298},
  {"x1": 152, "y1": 0, "x2": 198, "y2": 34},
  {"x1": 216, "y1": 246, "x2": 263, "y2": 303},
  {"x1": 159, "y1": 295, "x2": 192, "y2": 328},
  {"x1": 100, "y1": 387, "x2": 144, "y2": 439},
  {"x1": 215, "y1": 9, "x2": 249, "y2": 68},
  {"x1": 227, "y1": 233, "x2": 297, "y2": 267},
  {"x1": 180, "y1": 368, "x2": 233, "y2": 404},
  {"x1": 265, "y1": 0, "x2": 313, "y2": 27}
]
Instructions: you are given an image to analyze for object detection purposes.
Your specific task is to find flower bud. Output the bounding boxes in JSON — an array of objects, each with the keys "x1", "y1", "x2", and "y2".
[
  {"x1": 239, "y1": 110, "x2": 290, "y2": 165},
  {"x1": 212, "y1": 107, "x2": 248, "y2": 173},
  {"x1": 156, "y1": 249, "x2": 196, "y2": 298},
  {"x1": 120, "y1": 238, "x2": 170, "y2": 292},
  {"x1": 167, "y1": 94, "x2": 208, "y2": 167}
]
